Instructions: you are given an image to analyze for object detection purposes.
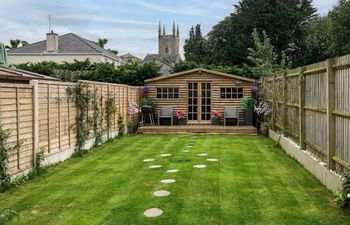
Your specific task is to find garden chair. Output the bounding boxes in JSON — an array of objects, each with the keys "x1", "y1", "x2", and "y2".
[
  {"x1": 158, "y1": 106, "x2": 174, "y2": 125},
  {"x1": 224, "y1": 106, "x2": 239, "y2": 126}
]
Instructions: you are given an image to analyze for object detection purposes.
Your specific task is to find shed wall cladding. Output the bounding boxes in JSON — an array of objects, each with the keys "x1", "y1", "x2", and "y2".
[{"x1": 146, "y1": 71, "x2": 253, "y2": 125}]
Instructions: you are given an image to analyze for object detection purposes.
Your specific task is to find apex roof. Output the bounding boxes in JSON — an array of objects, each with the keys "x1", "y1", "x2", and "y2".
[
  {"x1": 8, "y1": 33, "x2": 121, "y2": 62},
  {"x1": 145, "y1": 68, "x2": 256, "y2": 83}
]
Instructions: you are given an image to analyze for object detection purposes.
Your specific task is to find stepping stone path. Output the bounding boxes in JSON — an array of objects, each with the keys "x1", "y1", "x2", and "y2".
[
  {"x1": 161, "y1": 179, "x2": 176, "y2": 184},
  {"x1": 144, "y1": 208, "x2": 163, "y2": 217},
  {"x1": 207, "y1": 158, "x2": 219, "y2": 162},
  {"x1": 153, "y1": 190, "x2": 170, "y2": 197},
  {"x1": 193, "y1": 165, "x2": 207, "y2": 169},
  {"x1": 144, "y1": 138, "x2": 218, "y2": 218},
  {"x1": 149, "y1": 165, "x2": 162, "y2": 169},
  {"x1": 143, "y1": 159, "x2": 155, "y2": 162}
]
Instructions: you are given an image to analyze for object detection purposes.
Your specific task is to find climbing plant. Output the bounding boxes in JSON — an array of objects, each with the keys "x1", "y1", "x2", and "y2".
[
  {"x1": 67, "y1": 83, "x2": 92, "y2": 153},
  {"x1": 105, "y1": 97, "x2": 117, "y2": 139},
  {"x1": 118, "y1": 116, "x2": 125, "y2": 136},
  {"x1": 0, "y1": 126, "x2": 11, "y2": 192},
  {"x1": 35, "y1": 147, "x2": 46, "y2": 174},
  {"x1": 92, "y1": 90, "x2": 104, "y2": 147}
]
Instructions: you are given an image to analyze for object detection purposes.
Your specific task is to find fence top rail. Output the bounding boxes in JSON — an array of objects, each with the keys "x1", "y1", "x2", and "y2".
[
  {"x1": 78, "y1": 80, "x2": 130, "y2": 87},
  {"x1": 0, "y1": 83, "x2": 33, "y2": 88},
  {"x1": 38, "y1": 80, "x2": 77, "y2": 85}
]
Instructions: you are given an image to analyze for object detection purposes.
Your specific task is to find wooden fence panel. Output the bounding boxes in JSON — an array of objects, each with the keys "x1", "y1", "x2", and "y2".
[
  {"x1": 1, "y1": 80, "x2": 142, "y2": 177},
  {"x1": 260, "y1": 53, "x2": 350, "y2": 171},
  {"x1": 0, "y1": 84, "x2": 34, "y2": 175}
]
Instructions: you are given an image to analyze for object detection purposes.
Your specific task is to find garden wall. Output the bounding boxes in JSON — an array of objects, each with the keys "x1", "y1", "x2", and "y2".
[
  {"x1": 0, "y1": 80, "x2": 142, "y2": 178},
  {"x1": 260, "y1": 53, "x2": 350, "y2": 174}
]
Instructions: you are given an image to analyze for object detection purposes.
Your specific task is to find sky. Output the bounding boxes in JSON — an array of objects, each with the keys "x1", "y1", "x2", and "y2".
[{"x1": 0, "y1": 0, "x2": 339, "y2": 59}]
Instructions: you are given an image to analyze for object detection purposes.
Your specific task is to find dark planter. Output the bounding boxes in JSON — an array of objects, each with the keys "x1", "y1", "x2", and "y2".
[
  {"x1": 141, "y1": 106, "x2": 153, "y2": 114},
  {"x1": 178, "y1": 119, "x2": 187, "y2": 125},
  {"x1": 244, "y1": 109, "x2": 253, "y2": 126},
  {"x1": 212, "y1": 118, "x2": 220, "y2": 125}
]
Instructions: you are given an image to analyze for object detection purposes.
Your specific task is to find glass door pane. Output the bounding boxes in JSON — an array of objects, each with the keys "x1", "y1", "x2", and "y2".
[
  {"x1": 201, "y1": 83, "x2": 211, "y2": 121},
  {"x1": 188, "y1": 82, "x2": 198, "y2": 121}
]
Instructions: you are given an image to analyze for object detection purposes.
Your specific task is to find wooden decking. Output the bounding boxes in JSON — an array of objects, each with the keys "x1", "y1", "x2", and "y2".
[{"x1": 137, "y1": 125, "x2": 257, "y2": 135}]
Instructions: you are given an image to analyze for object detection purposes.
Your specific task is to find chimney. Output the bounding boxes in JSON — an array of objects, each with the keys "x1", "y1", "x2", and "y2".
[{"x1": 46, "y1": 31, "x2": 58, "y2": 52}]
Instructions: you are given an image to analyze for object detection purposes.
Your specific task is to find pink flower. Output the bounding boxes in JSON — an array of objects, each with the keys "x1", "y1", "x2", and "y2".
[
  {"x1": 211, "y1": 110, "x2": 222, "y2": 119},
  {"x1": 175, "y1": 110, "x2": 186, "y2": 120}
]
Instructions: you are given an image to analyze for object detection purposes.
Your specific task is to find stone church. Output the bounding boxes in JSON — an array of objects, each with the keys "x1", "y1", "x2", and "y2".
[{"x1": 143, "y1": 22, "x2": 182, "y2": 75}]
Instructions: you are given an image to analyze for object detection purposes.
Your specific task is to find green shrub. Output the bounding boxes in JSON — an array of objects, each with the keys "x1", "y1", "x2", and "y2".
[{"x1": 335, "y1": 169, "x2": 350, "y2": 209}]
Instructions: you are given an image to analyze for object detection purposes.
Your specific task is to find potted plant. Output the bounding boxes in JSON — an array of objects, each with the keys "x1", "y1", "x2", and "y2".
[
  {"x1": 175, "y1": 110, "x2": 187, "y2": 125},
  {"x1": 241, "y1": 97, "x2": 257, "y2": 126},
  {"x1": 211, "y1": 110, "x2": 222, "y2": 125},
  {"x1": 141, "y1": 98, "x2": 154, "y2": 113}
]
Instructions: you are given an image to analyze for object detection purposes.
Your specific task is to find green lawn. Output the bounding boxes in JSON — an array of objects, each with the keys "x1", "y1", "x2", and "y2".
[{"x1": 1, "y1": 135, "x2": 349, "y2": 225}]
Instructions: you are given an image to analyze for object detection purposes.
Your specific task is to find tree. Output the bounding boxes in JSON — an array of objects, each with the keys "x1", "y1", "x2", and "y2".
[
  {"x1": 21, "y1": 41, "x2": 29, "y2": 46},
  {"x1": 206, "y1": 0, "x2": 316, "y2": 66},
  {"x1": 5, "y1": 39, "x2": 29, "y2": 50},
  {"x1": 96, "y1": 38, "x2": 118, "y2": 55},
  {"x1": 97, "y1": 38, "x2": 108, "y2": 48},
  {"x1": 183, "y1": 24, "x2": 208, "y2": 64},
  {"x1": 301, "y1": 16, "x2": 332, "y2": 64},
  {"x1": 328, "y1": 0, "x2": 350, "y2": 56},
  {"x1": 247, "y1": 29, "x2": 282, "y2": 76}
]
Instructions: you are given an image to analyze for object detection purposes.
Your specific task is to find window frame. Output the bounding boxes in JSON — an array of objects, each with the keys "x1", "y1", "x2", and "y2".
[
  {"x1": 220, "y1": 87, "x2": 244, "y2": 99},
  {"x1": 156, "y1": 87, "x2": 180, "y2": 99}
]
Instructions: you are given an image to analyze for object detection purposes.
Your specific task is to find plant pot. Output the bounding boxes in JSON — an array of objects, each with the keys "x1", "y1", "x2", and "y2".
[
  {"x1": 141, "y1": 106, "x2": 153, "y2": 113},
  {"x1": 244, "y1": 109, "x2": 253, "y2": 126},
  {"x1": 212, "y1": 118, "x2": 220, "y2": 125},
  {"x1": 178, "y1": 119, "x2": 187, "y2": 125}
]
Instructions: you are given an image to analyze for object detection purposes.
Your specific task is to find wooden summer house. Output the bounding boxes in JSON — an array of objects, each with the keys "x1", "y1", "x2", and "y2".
[{"x1": 142, "y1": 68, "x2": 256, "y2": 133}]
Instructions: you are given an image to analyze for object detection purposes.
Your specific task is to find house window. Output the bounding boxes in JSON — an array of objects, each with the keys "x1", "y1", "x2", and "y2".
[
  {"x1": 165, "y1": 46, "x2": 169, "y2": 53},
  {"x1": 220, "y1": 87, "x2": 243, "y2": 99},
  {"x1": 157, "y1": 88, "x2": 179, "y2": 99}
]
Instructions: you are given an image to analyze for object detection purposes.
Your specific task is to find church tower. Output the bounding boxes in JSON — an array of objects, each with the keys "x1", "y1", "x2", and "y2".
[{"x1": 158, "y1": 21, "x2": 180, "y2": 55}]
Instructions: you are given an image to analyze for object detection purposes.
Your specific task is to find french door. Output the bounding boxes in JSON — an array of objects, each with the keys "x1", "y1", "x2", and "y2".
[{"x1": 187, "y1": 82, "x2": 211, "y2": 123}]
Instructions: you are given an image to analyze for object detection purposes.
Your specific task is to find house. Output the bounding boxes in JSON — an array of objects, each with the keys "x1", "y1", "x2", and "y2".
[
  {"x1": 0, "y1": 66, "x2": 58, "y2": 83},
  {"x1": 144, "y1": 68, "x2": 255, "y2": 125},
  {"x1": 120, "y1": 53, "x2": 141, "y2": 63},
  {"x1": 142, "y1": 22, "x2": 182, "y2": 74},
  {"x1": 7, "y1": 32, "x2": 124, "y2": 65}
]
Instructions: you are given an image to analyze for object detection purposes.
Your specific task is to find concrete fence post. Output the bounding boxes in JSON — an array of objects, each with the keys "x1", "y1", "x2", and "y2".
[
  {"x1": 299, "y1": 67, "x2": 306, "y2": 150},
  {"x1": 282, "y1": 71, "x2": 288, "y2": 136},
  {"x1": 326, "y1": 58, "x2": 336, "y2": 170},
  {"x1": 30, "y1": 80, "x2": 39, "y2": 167}
]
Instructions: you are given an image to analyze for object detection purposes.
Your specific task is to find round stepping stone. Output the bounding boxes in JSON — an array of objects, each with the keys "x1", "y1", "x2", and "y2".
[
  {"x1": 182, "y1": 150, "x2": 190, "y2": 153},
  {"x1": 143, "y1": 208, "x2": 163, "y2": 217},
  {"x1": 143, "y1": 159, "x2": 154, "y2": 162},
  {"x1": 153, "y1": 190, "x2": 170, "y2": 197},
  {"x1": 207, "y1": 158, "x2": 219, "y2": 162},
  {"x1": 149, "y1": 165, "x2": 162, "y2": 169},
  {"x1": 166, "y1": 169, "x2": 179, "y2": 173},
  {"x1": 193, "y1": 165, "x2": 207, "y2": 169},
  {"x1": 161, "y1": 179, "x2": 176, "y2": 184},
  {"x1": 160, "y1": 153, "x2": 171, "y2": 157},
  {"x1": 197, "y1": 153, "x2": 208, "y2": 156}
]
